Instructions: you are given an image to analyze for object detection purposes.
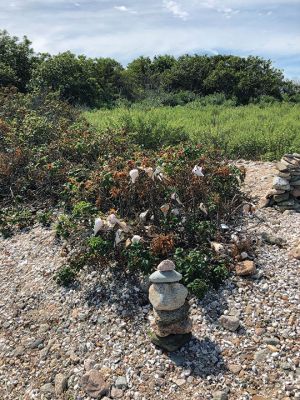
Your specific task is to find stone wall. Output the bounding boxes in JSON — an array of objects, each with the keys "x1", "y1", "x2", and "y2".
[{"x1": 265, "y1": 154, "x2": 300, "y2": 212}]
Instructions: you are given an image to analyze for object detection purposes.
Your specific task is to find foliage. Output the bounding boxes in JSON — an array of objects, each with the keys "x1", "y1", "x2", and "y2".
[
  {"x1": 0, "y1": 30, "x2": 39, "y2": 92},
  {"x1": 2, "y1": 31, "x2": 300, "y2": 107},
  {"x1": 0, "y1": 87, "x2": 245, "y2": 297},
  {"x1": 86, "y1": 102, "x2": 300, "y2": 160}
]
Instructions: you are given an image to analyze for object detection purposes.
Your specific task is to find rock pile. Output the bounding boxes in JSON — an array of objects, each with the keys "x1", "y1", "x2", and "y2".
[
  {"x1": 148, "y1": 260, "x2": 192, "y2": 351},
  {"x1": 265, "y1": 153, "x2": 300, "y2": 212}
]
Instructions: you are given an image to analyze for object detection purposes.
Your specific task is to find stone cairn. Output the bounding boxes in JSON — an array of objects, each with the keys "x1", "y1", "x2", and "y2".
[
  {"x1": 265, "y1": 153, "x2": 300, "y2": 212},
  {"x1": 148, "y1": 259, "x2": 192, "y2": 352}
]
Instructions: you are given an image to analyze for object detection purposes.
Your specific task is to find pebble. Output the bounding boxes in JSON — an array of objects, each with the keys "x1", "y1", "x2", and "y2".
[{"x1": 219, "y1": 315, "x2": 240, "y2": 331}]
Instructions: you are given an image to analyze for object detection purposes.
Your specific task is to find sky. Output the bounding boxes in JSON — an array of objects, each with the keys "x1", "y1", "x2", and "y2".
[{"x1": 1, "y1": 0, "x2": 300, "y2": 79}]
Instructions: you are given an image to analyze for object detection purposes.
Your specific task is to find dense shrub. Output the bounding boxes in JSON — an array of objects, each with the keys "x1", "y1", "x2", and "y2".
[{"x1": 0, "y1": 87, "x2": 245, "y2": 297}]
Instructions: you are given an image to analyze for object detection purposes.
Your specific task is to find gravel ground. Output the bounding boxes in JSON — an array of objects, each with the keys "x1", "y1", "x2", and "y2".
[{"x1": 0, "y1": 161, "x2": 299, "y2": 400}]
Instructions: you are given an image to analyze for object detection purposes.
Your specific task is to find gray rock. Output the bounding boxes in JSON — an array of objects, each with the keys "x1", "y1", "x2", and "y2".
[
  {"x1": 157, "y1": 259, "x2": 175, "y2": 271},
  {"x1": 29, "y1": 338, "x2": 44, "y2": 349},
  {"x1": 149, "y1": 283, "x2": 188, "y2": 311},
  {"x1": 153, "y1": 301, "x2": 189, "y2": 325},
  {"x1": 111, "y1": 386, "x2": 124, "y2": 398},
  {"x1": 273, "y1": 193, "x2": 290, "y2": 202},
  {"x1": 254, "y1": 349, "x2": 269, "y2": 362},
  {"x1": 219, "y1": 315, "x2": 240, "y2": 331},
  {"x1": 273, "y1": 176, "x2": 290, "y2": 191},
  {"x1": 263, "y1": 337, "x2": 280, "y2": 345},
  {"x1": 55, "y1": 373, "x2": 68, "y2": 395},
  {"x1": 149, "y1": 270, "x2": 182, "y2": 283},
  {"x1": 81, "y1": 369, "x2": 109, "y2": 398},
  {"x1": 115, "y1": 375, "x2": 127, "y2": 389},
  {"x1": 40, "y1": 383, "x2": 55, "y2": 395}
]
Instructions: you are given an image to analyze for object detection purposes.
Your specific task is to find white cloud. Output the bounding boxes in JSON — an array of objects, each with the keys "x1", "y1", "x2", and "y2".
[
  {"x1": 163, "y1": 0, "x2": 189, "y2": 20},
  {"x1": 114, "y1": 5, "x2": 137, "y2": 14}
]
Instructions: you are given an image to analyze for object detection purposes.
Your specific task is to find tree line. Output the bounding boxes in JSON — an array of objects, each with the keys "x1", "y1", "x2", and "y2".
[{"x1": 1, "y1": 30, "x2": 299, "y2": 108}]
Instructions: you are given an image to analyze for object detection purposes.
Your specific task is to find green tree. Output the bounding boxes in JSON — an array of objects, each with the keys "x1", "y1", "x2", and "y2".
[{"x1": 0, "y1": 30, "x2": 38, "y2": 91}]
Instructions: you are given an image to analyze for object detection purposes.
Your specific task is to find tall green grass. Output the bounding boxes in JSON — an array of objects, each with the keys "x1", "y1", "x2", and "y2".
[{"x1": 85, "y1": 102, "x2": 300, "y2": 160}]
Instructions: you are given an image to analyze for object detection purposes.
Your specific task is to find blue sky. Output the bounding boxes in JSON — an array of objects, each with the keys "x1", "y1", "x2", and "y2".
[{"x1": 1, "y1": 0, "x2": 300, "y2": 79}]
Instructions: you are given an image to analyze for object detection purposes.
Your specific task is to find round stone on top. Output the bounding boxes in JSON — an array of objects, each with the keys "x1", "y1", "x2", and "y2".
[{"x1": 157, "y1": 259, "x2": 175, "y2": 271}]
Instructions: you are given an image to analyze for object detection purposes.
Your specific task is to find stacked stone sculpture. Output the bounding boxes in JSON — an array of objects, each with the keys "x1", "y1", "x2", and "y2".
[
  {"x1": 148, "y1": 259, "x2": 192, "y2": 351},
  {"x1": 265, "y1": 153, "x2": 300, "y2": 212}
]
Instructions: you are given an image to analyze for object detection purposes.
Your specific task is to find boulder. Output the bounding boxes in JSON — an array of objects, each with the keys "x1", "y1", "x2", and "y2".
[
  {"x1": 153, "y1": 301, "x2": 190, "y2": 325},
  {"x1": 149, "y1": 283, "x2": 188, "y2": 311},
  {"x1": 151, "y1": 318, "x2": 192, "y2": 337}
]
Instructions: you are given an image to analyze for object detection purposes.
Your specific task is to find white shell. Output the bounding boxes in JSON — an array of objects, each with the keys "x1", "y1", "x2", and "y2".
[
  {"x1": 119, "y1": 221, "x2": 129, "y2": 233},
  {"x1": 129, "y1": 169, "x2": 139, "y2": 183},
  {"x1": 171, "y1": 208, "x2": 180, "y2": 215},
  {"x1": 192, "y1": 165, "x2": 204, "y2": 177},
  {"x1": 115, "y1": 229, "x2": 124, "y2": 245},
  {"x1": 107, "y1": 213, "x2": 119, "y2": 226},
  {"x1": 139, "y1": 210, "x2": 149, "y2": 222},
  {"x1": 131, "y1": 235, "x2": 142, "y2": 244},
  {"x1": 199, "y1": 202, "x2": 208, "y2": 215},
  {"x1": 93, "y1": 218, "x2": 103, "y2": 235},
  {"x1": 171, "y1": 192, "x2": 183, "y2": 205}
]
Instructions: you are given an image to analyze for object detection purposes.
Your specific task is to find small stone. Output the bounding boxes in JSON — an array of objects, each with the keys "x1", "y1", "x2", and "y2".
[
  {"x1": 267, "y1": 345, "x2": 278, "y2": 352},
  {"x1": 273, "y1": 193, "x2": 290, "y2": 202},
  {"x1": 254, "y1": 349, "x2": 269, "y2": 362},
  {"x1": 213, "y1": 391, "x2": 228, "y2": 400},
  {"x1": 292, "y1": 188, "x2": 300, "y2": 198},
  {"x1": 263, "y1": 337, "x2": 280, "y2": 345},
  {"x1": 157, "y1": 259, "x2": 175, "y2": 271},
  {"x1": 115, "y1": 376, "x2": 127, "y2": 389},
  {"x1": 55, "y1": 373, "x2": 68, "y2": 395},
  {"x1": 153, "y1": 301, "x2": 189, "y2": 325},
  {"x1": 84, "y1": 358, "x2": 95, "y2": 371},
  {"x1": 173, "y1": 378, "x2": 186, "y2": 386},
  {"x1": 81, "y1": 369, "x2": 109, "y2": 398},
  {"x1": 252, "y1": 396, "x2": 268, "y2": 400},
  {"x1": 149, "y1": 283, "x2": 188, "y2": 311},
  {"x1": 235, "y1": 260, "x2": 256, "y2": 276},
  {"x1": 149, "y1": 270, "x2": 182, "y2": 283},
  {"x1": 149, "y1": 332, "x2": 192, "y2": 351},
  {"x1": 273, "y1": 176, "x2": 290, "y2": 190},
  {"x1": 29, "y1": 338, "x2": 44, "y2": 349},
  {"x1": 255, "y1": 327, "x2": 266, "y2": 336},
  {"x1": 261, "y1": 232, "x2": 285, "y2": 246},
  {"x1": 40, "y1": 383, "x2": 55, "y2": 395},
  {"x1": 219, "y1": 315, "x2": 240, "y2": 331},
  {"x1": 228, "y1": 364, "x2": 242, "y2": 374},
  {"x1": 151, "y1": 317, "x2": 192, "y2": 337},
  {"x1": 290, "y1": 244, "x2": 300, "y2": 260},
  {"x1": 111, "y1": 387, "x2": 124, "y2": 398}
]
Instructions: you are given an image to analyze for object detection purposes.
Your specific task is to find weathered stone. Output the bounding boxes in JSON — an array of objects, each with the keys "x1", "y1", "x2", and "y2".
[
  {"x1": 291, "y1": 179, "x2": 300, "y2": 186},
  {"x1": 266, "y1": 188, "x2": 286, "y2": 198},
  {"x1": 40, "y1": 383, "x2": 55, "y2": 395},
  {"x1": 219, "y1": 315, "x2": 240, "y2": 331},
  {"x1": 290, "y1": 243, "x2": 300, "y2": 260},
  {"x1": 272, "y1": 176, "x2": 290, "y2": 191},
  {"x1": 276, "y1": 161, "x2": 289, "y2": 172},
  {"x1": 273, "y1": 193, "x2": 289, "y2": 202},
  {"x1": 277, "y1": 172, "x2": 291, "y2": 179},
  {"x1": 153, "y1": 301, "x2": 189, "y2": 325},
  {"x1": 254, "y1": 349, "x2": 269, "y2": 362},
  {"x1": 149, "y1": 270, "x2": 182, "y2": 283},
  {"x1": 292, "y1": 188, "x2": 300, "y2": 198},
  {"x1": 149, "y1": 332, "x2": 192, "y2": 351},
  {"x1": 55, "y1": 373, "x2": 68, "y2": 395},
  {"x1": 149, "y1": 283, "x2": 188, "y2": 311},
  {"x1": 151, "y1": 317, "x2": 192, "y2": 337},
  {"x1": 157, "y1": 259, "x2": 175, "y2": 271},
  {"x1": 111, "y1": 387, "x2": 124, "y2": 398},
  {"x1": 115, "y1": 375, "x2": 127, "y2": 389},
  {"x1": 81, "y1": 369, "x2": 109, "y2": 398},
  {"x1": 235, "y1": 260, "x2": 256, "y2": 276},
  {"x1": 261, "y1": 232, "x2": 285, "y2": 246},
  {"x1": 228, "y1": 364, "x2": 242, "y2": 374}
]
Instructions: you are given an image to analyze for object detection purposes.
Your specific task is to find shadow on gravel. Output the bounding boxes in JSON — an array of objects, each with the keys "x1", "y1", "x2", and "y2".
[{"x1": 168, "y1": 336, "x2": 227, "y2": 377}]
